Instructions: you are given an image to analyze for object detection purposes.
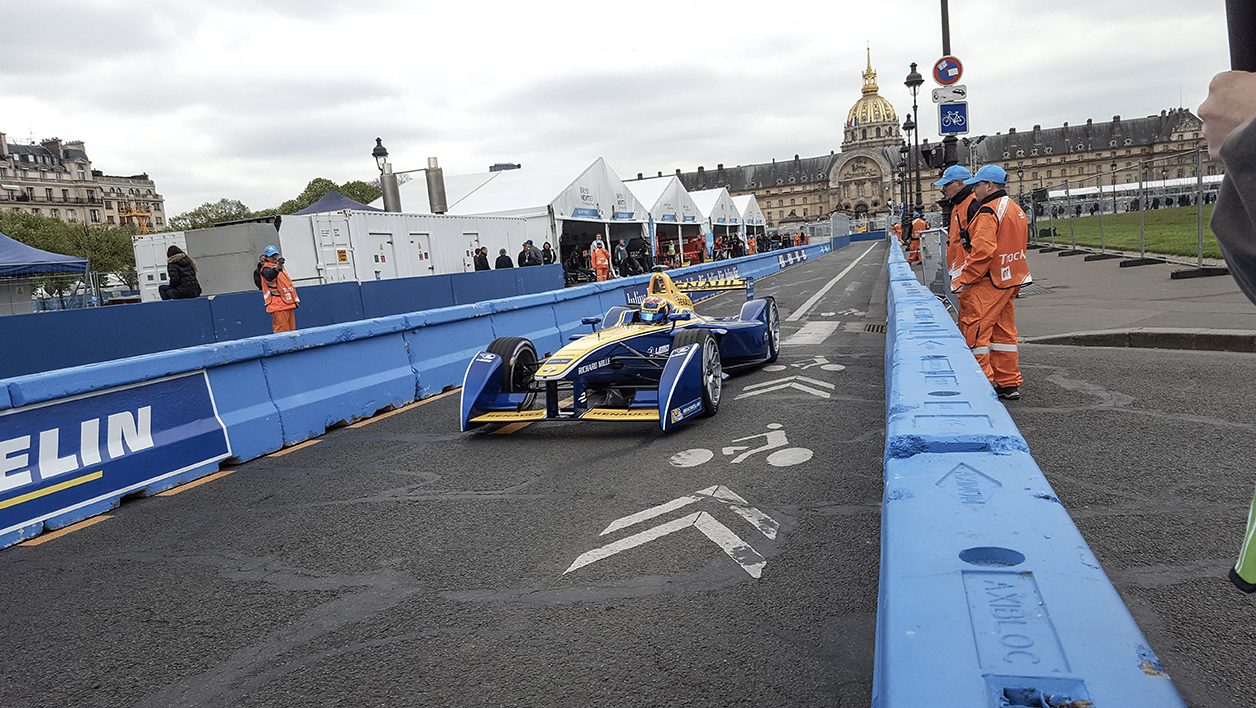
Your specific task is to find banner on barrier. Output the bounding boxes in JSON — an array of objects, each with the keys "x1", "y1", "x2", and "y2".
[
  {"x1": 0, "y1": 371, "x2": 231, "y2": 536},
  {"x1": 624, "y1": 264, "x2": 742, "y2": 305}
]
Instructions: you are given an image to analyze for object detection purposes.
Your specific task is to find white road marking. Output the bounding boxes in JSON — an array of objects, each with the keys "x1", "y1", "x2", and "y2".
[
  {"x1": 786, "y1": 242, "x2": 879, "y2": 322},
  {"x1": 735, "y1": 375, "x2": 835, "y2": 400},
  {"x1": 565, "y1": 484, "x2": 780, "y2": 578},
  {"x1": 784, "y1": 322, "x2": 841, "y2": 345}
]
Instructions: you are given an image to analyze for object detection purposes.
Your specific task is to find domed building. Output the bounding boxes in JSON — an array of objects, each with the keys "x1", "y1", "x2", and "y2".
[
  {"x1": 831, "y1": 49, "x2": 901, "y2": 217},
  {"x1": 842, "y1": 50, "x2": 901, "y2": 150},
  {"x1": 658, "y1": 48, "x2": 1214, "y2": 227}
]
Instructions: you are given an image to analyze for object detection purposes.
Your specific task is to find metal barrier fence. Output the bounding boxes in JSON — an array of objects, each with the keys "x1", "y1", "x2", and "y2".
[
  {"x1": 1023, "y1": 148, "x2": 1223, "y2": 273},
  {"x1": 915, "y1": 227, "x2": 954, "y2": 312}
]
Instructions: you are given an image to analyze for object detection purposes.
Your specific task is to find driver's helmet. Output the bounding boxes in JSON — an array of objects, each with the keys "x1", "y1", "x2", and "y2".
[{"x1": 639, "y1": 296, "x2": 671, "y2": 325}]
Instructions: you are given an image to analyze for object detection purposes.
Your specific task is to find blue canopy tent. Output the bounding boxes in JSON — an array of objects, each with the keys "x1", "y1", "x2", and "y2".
[
  {"x1": 0, "y1": 230, "x2": 88, "y2": 277},
  {"x1": 292, "y1": 189, "x2": 383, "y2": 216}
]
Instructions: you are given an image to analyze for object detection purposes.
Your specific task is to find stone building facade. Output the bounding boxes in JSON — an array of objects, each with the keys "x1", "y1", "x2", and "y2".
[
  {"x1": 0, "y1": 132, "x2": 166, "y2": 230},
  {"x1": 657, "y1": 51, "x2": 1219, "y2": 227}
]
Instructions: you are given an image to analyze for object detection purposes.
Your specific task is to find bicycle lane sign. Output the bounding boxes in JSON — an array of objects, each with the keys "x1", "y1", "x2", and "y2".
[{"x1": 938, "y1": 101, "x2": 969, "y2": 136}]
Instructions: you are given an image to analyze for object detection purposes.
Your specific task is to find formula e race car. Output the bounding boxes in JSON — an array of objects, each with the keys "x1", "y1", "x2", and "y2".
[{"x1": 460, "y1": 270, "x2": 781, "y2": 432}]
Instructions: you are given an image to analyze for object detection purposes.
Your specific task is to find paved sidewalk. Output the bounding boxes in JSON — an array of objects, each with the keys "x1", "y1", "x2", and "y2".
[{"x1": 1013, "y1": 250, "x2": 1256, "y2": 337}]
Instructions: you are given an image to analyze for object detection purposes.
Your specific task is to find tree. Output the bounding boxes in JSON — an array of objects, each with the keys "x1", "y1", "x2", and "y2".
[
  {"x1": 0, "y1": 212, "x2": 138, "y2": 297},
  {"x1": 169, "y1": 198, "x2": 253, "y2": 230},
  {"x1": 339, "y1": 180, "x2": 382, "y2": 205}
]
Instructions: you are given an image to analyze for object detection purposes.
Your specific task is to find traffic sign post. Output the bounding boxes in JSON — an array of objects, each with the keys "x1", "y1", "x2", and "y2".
[
  {"x1": 932, "y1": 55, "x2": 963, "y2": 85},
  {"x1": 938, "y1": 101, "x2": 969, "y2": 136}
]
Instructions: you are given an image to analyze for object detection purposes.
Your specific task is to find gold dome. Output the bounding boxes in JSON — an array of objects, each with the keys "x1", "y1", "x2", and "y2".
[{"x1": 846, "y1": 48, "x2": 898, "y2": 128}]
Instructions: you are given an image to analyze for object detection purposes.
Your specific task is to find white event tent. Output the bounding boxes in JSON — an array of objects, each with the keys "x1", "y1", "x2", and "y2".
[
  {"x1": 689, "y1": 188, "x2": 742, "y2": 263},
  {"x1": 731, "y1": 194, "x2": 767, "y2": 253},
  {"x1": 383, "y1": 159, "x2": 648, "y2": 269},
  {"x1": 624, "y1": 175, "x2": 703, "y2": 268}
]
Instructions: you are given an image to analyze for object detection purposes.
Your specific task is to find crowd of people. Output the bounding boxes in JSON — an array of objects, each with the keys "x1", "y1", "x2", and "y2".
[{"x1": 472, "y1": 240, "x2": 555, "y2": 270}]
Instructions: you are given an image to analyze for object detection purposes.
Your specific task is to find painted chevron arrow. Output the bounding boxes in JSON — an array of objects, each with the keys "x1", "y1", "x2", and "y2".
[
  {"x1": 563, "y1": 485, "x2": 779, "y2": 579},
  {"x1": 734, "y1": 375, "x2": 835, "y2": 400}
]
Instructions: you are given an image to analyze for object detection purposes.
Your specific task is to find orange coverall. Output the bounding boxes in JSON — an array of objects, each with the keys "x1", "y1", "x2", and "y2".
[{"x1": 951, "y1": 192, "x2": 1032, "y2": 388}]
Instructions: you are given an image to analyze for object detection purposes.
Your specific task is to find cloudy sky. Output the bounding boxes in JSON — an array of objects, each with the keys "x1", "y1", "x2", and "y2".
[{"x1": 3, "y1": 1, "x2": 1230, "y2": 216}]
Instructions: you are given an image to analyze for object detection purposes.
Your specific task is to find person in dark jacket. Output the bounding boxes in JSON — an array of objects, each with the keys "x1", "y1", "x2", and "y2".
[
  {"x1": 473, "y1": 247, "x2": 490, "y2": 271},
  {"x1": 1201, "y1": 69, "x2": 1256, "y2": 593},
  {"x1": 542, "y1": 242, "x2": 556, "y2": 264},
  {"x1": 160, "y1": 245, "x2": 201, "y2": 300},
  {"x1": 495, "y1": 248, "x2": 514, "y2": 269}
]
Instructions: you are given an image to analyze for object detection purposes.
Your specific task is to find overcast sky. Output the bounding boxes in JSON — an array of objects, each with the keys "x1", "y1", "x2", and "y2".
[{"x1": 3, "y1": 1, "x2": 1230, "y2": 215}]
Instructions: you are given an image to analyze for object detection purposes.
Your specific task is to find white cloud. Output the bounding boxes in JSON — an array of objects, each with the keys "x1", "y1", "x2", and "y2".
[{"x1": 3, "y1": 0, "x2": 1230, "y2": 215}]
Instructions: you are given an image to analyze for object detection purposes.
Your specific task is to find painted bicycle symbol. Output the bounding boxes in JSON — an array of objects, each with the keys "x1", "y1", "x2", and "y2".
[
  {"x1": 670, "y1": 424, "x2": 814, "y2": 468},
  {"x1": 941, "y1": 110, "x2": 966, "y2": 128}
]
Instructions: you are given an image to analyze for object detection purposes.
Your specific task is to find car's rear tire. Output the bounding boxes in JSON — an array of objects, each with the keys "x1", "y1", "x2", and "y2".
[
  {"x1": 672, "y1": 329, "x2": 721, "y2": 417},
  {"x1": 486, "y1": 336, "x2": 538, "y2": 409},
  {"x1": 764, "y1": 297, "x2": 781, "y2": 363}
]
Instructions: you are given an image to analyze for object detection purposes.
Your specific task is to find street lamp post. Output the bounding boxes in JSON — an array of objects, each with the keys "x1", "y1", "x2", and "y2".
[
  {"x1": 1110, "y1": 161, "x2": 1118, "y2": 214},
  {"x1": 905, "y1": 63, "x2": 925, "y2": 212},
  {"x1": 373, "y1": 138, "x2": 403, "y2": 212},
  {"x1": 1016, "y1": 169, "x2": 1024, "y2": 206}
]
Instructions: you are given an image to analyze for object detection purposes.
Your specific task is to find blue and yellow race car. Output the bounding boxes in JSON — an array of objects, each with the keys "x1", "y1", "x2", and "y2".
[{"x1": 459, "y1": 270, "x2": 781, "y2": 432}]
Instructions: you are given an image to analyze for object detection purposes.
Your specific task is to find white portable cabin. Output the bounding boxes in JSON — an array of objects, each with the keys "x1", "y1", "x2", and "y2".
[
  {"x1": 625, "y1": 175, "x2": 703, "y2": 268},
  {"x1": 731, "y1": 194, "x2": 767, "y2": 252},
  {"x1": 689, "y1": 188, "x2": 742, "y2": 262},
  {"x1": 276, "y1": 210, "x2": 531, "y2": 286},
  {"x1": 133, "y1": 231, "x2": 188, "y2": 302}
]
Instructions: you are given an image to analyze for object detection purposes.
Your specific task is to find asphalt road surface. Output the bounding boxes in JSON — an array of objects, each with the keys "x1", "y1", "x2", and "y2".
[
  {"x1": 0, "y1": 242, "x2": 888, "y2": 708},
  {"x1": 1006, "y1": 343, "x2": 1256, "y2": 708}
]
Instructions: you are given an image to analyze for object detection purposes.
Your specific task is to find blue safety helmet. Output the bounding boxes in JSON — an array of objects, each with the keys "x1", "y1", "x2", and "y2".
[
  {"x1": 964, "y1": 164, "x2": 1008, "y2": 186},
  {"x1": 912, "y1": 211, "x2": 921, "y2": 218},
  {"x1": 639, "y1": 296, "x2": 671, "y2": 325},
  {"x1": 933, "y1": 164, "x2": 972, "y2": 187},
  {"x1": 262, "y1": 245, "x2": 280, "y2": 257}
]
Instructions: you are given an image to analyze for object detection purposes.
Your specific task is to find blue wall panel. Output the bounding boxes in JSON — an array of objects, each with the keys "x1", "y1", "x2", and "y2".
[
  {"x1": 0, "y1": 298, "x2": 216, "y2": 379},
  {"x1": 295, "y1": 281, "x2": 365, "y2": 330},
  {"x1": 209, "y1": 292, "x2": 272, "y2": 341},
  {"x1": 515, "y1": 264, "x2": 564, "y2": 297},
  {"x1": 360, "y1": 276, "x2": 456, "y2": 318},
  {"x1": 489, "y1": 292, "x2": 561, "y2": 357},
  {"x1": 450, "y1": 269, "x2": 517, "y2": 305}
]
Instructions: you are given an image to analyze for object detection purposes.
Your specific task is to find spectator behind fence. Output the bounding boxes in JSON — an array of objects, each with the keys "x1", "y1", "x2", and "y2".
[
  {"x1": 473, "y1": 247, "x2": 490, "y2": 271},
  {"x1": 522, "y1": 239, "x2": 543, "y2": 267},
  {"x1": 495, "y1": 248, "x2": 514, "y2": 269},
  {"x1": 1200, "y1": 69, "x2": 1256, "y2": 593},
  {"x1": 257, "y1": 244, "x2": 298, "y2": 333},
  {"x1": 160, "y1": 245, "x2": 201, "y2": 300},
  {"x1": 542, "y1": 241, "x2": 555, "y2": 265}
]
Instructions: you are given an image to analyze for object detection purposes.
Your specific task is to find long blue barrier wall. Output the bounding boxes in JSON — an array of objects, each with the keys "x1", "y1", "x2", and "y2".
[
  {"x1": 0, "y1": 265, "x2": 565, "y2": 379},
  {"x1": 0, "y1": 244, "x2": 835, "y2": 549},
  {"x1": 874, "y1": 240, "x2": 1184, "y2": 706}
]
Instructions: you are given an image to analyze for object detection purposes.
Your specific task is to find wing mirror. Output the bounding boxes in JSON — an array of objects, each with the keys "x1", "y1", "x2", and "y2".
[
  {"x1": 581, "y1": 316, "x2": 601, "y2": 325},
  {"x1": 668, "y1": 311, "x2": 692, "y2": 322}
]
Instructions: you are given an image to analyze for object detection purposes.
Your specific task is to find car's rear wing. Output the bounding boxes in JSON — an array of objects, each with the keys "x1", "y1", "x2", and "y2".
[{"x1": 673, "y1": 277, "x2": 755, "y2": 300}]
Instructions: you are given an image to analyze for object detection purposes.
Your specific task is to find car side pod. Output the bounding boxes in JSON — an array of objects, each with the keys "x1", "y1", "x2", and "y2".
[
  {"x1": 657, "y1": 343, "x2": 706, "y2": 432},
  {"x1": 459, "y1": 352, "x2": 504, "y2": 432}
]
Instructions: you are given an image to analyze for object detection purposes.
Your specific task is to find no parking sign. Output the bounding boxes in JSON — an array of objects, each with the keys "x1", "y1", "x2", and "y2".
[{"x1": 933, "y1": 55, "x2": 963, "y2": 85}]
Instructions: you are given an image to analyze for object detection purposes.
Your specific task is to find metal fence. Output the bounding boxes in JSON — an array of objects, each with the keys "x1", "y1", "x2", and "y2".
[
  {"x1": 0, "y1": 272, "x2": 137, "y2": 316},
  {"x1": 1023, "y1": 148, "x2": 1221, "y2": 268}
]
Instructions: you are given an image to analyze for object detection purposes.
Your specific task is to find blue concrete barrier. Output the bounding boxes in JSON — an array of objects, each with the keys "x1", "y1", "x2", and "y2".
[
  {"x1": 0, "y1": 242, "x2": 852, "y2": 548},
  {"x1": 875, "y1": 238, "x2": 1184, "y2": 706},
  {"x1": 259, "y1": 318, "x2": 418, "y2": 445},
  {"x1": 853, "y1": 230, "x2": 887, "y2": 242}
]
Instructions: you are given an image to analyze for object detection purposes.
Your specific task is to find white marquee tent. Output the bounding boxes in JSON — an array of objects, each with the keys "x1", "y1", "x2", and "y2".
[
  {"x1": 624, "y1": 175, "x2": 703, "y2": 267},
  {"x1": 689, "y1": 188, "x2": 742, "y2": 262}
]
